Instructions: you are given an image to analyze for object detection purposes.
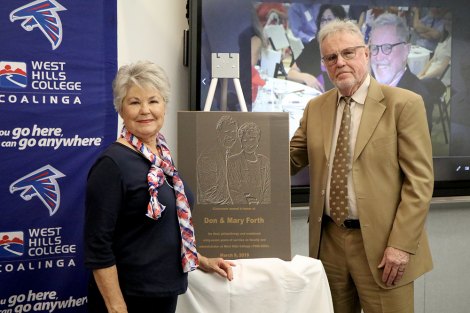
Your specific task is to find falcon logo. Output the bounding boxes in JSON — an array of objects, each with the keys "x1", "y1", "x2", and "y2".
[
  {"x1": 10, "y1": 0, "x2": 67, "y2": 50},
  {"x1": 9, "y1": 165, "x2": 66, "y2": 216}
]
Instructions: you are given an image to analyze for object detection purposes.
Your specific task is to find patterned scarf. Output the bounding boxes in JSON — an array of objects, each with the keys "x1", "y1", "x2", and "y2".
[{"x1": 121, "y1": 126, "x2": 199, "y2": 272}]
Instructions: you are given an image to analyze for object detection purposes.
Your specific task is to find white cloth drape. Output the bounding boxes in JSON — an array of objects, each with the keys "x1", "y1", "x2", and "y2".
[{"x1": 176, "y1": 255, "x2": 334, "y2": 313}]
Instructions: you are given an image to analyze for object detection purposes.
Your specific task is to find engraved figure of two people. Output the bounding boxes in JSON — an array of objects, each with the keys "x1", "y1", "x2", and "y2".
[{"x1": 197, "y1": 115, "x2": 271, "y2": 205}]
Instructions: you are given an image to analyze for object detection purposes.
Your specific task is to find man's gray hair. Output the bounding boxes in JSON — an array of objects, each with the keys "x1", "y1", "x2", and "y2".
[
  {"x1": 112, "y1": 60, "x2": 170, "y2": 113},
  {"x1": 371, "y1": 13, "x2": 410, "y2": 43},
  {"x1": 317, "y1": 19, "x2": 364, "y2": 47},
  {"x1": 216, "y1": 115, "x2": 238, "y2": 131}
]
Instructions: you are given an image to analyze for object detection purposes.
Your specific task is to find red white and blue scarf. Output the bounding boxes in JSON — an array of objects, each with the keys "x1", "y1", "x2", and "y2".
[{"x1": 121, "y1": 126, "x2": 199, "y2": 272}]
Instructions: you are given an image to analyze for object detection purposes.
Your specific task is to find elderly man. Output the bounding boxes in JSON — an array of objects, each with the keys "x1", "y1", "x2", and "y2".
[
  {"x1": 290, "y1": 19, "x2": 433, "y2": 313},
  {"x1": 197, "y1": 115, "x2": 238, "y2": 205},
  {"x1": 369, "y1": 13, "x2": 434, "y2": 131}
]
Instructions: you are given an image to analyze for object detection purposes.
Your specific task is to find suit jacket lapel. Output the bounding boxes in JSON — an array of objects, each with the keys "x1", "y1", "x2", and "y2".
[
  {"x1": 353, "y1": 78, "x2": 386, "y2": 161},
  {"x1": 321, "y1": 91, "x2": 339, "y2": 161}
]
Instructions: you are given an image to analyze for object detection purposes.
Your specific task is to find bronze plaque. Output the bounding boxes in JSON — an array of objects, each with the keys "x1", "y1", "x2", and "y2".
[{"x1": 178, "y1": 112, "x2": 291, "y2": 260}]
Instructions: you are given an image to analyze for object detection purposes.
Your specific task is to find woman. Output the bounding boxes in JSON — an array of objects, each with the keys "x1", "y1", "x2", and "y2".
[
  {"x1": 286, "y1": 5, "x2": 347, "y2": 92},
  {"x1": 84, "y1": 60, "x2": 234, "y2": 313},
  {"x1": 418, "y1": 10, "x2": 452, "y2": 85},
  {"x1": 227, "y1": 122, "x2": 270, "y2": 205}
]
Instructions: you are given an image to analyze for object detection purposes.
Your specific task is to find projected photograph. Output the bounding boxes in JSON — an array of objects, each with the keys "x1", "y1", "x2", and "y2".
[
  {"x1": 191, "y1": 0, "x2": 470, "y2": 196},
  {"x1": 250, "y1": 3, "x2": 452, "y2": 156}
]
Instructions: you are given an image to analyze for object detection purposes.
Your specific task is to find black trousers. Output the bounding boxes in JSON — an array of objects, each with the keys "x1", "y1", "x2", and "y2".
[{"x1": 87, "y1": 282, "x2": 178, "y2": 313}]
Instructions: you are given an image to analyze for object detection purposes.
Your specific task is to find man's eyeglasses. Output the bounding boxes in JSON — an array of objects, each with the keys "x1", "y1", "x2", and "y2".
[
  {"x1": 321, "y1": 46, "x2": 366, "y2": 66},
  {"x1": 369, "y1": 42, "x2": 406, "y2": 56}
]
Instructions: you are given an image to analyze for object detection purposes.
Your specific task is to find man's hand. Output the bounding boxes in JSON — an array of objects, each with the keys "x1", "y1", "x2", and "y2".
[
  {"x1": 378, "y1": 246, "x2": 410, "y2": 287},
  {"x1": 244, "y1": 193, "x2": 259, "y2": 205}
]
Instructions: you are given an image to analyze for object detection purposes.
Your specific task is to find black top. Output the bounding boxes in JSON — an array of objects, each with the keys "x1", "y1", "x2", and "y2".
[
  {"x1": 84, "y1": 142, "x2": 194, "y2": 297},
  {"x1": 294, "y1": 39, "x2": 334, "y2": 91},
  {"x1": 396, "y1": 68, "x2": 434, "y2": 130}
]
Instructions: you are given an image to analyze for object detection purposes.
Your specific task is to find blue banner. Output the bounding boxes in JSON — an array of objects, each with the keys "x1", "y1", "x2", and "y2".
[{"x1": 0, "y1": 1, "x2": 117, "y2": 312}]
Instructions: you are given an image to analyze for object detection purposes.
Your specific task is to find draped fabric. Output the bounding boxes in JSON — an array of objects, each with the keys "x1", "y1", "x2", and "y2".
[
  {"x1": 176, "y1": 256, "x2": 334, "y2": 313},
  {"x1": 121, "y1": 126, "x2": 199, "y2": 272}
]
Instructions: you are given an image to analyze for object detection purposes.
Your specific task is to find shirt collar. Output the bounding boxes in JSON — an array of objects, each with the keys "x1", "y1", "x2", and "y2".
[
  {"x1": 337, "y1": 74, "x2": 371, "y2": 106},
  {"x1": 388, "y1": 67, "x2": 407, "y2": 87}
]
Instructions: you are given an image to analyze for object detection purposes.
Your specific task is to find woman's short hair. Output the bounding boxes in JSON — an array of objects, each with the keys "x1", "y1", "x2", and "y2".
[
  {"x1": 112, "y1": 60, "x2": 171, "y2": 112},
  {"x1": 315, "y1": 5, "x2": 347, "y2": 31},
  {"x1": 238, "y1": 122, "x2": 261, "y2": 140},
  {"x1": 317, "y1": 19, "x2": 364, "y2": 46}
]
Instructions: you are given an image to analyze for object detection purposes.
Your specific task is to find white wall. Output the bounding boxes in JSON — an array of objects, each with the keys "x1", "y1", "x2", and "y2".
[{"x1": 117, "y1": 0, "x2": 189, "y2": 160}]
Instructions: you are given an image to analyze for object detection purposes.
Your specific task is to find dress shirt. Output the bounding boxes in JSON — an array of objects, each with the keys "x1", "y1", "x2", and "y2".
[
  {"x1": 388, "y1": 67, "x2": 407, "y2": 87},
  {"x1": 325, "y1": 75, "x2": 371, "y2": 219}
]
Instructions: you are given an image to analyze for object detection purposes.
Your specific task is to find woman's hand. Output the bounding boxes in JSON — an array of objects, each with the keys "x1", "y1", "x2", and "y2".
[
  {"x1": 93, "y1": 266, "x2": 128, "y2": 313},
  {"x1": 301, "y1": 74, "x2": 325, "y2": 92},
  {"x1": 197, "y1": 253, "x2": 236, "y2": 281},
  {"x1": 287, "y1": 64, "x2": 325, "y2": 92}
]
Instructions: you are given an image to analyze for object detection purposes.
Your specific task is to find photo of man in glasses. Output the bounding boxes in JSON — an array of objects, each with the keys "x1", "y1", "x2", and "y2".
[{"x1": 369, "y1": 13, "x2": 433, "y2": 131}]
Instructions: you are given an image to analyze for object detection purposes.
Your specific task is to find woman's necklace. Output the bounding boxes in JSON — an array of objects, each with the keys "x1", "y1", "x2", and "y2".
[
  {"x1": 164, "y1": 175, "x2": 174, "y2": 189},
  {"x1": 122, "y1": 138, "x2": 175, "y2": 189}
]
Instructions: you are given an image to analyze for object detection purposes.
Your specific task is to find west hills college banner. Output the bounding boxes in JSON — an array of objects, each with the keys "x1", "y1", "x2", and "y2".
[{"x1": 0, "y1": 1, "x2": 117, "y2": 312}]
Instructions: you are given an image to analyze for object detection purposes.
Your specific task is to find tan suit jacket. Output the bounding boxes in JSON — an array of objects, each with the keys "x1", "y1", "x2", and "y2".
[{"x1": 290, "y1": 77, "x2": 434, "y2": 289}]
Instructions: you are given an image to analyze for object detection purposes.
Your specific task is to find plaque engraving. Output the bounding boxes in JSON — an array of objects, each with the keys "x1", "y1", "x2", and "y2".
[{"x1": 178, "y1": 112, "x2": 291, "y2": 260}]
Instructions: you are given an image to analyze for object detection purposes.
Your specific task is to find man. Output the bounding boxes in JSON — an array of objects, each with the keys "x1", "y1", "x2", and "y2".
[
  {"x1": 227, "y1": 122, "x2": 270, "y2": 205},
  {"x1": 290, "y1": 19, "x2": 433, "y2": 313},
  {"x1": 197, "y1": 115, "x2": 238, "y2": 205},
  {"x1": 369, "y1": 13, "x2": 434, "y2": 131}
]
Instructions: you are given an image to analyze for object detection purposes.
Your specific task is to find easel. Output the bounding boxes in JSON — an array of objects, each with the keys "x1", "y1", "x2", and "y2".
[{"x1": 203, "y1": 53, "x2": 248, "y2": 112}]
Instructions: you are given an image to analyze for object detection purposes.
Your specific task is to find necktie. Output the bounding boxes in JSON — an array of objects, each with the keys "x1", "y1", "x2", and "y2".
[{"x1": 329, "y1": 96, "x2": 351, "y2": 226}]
